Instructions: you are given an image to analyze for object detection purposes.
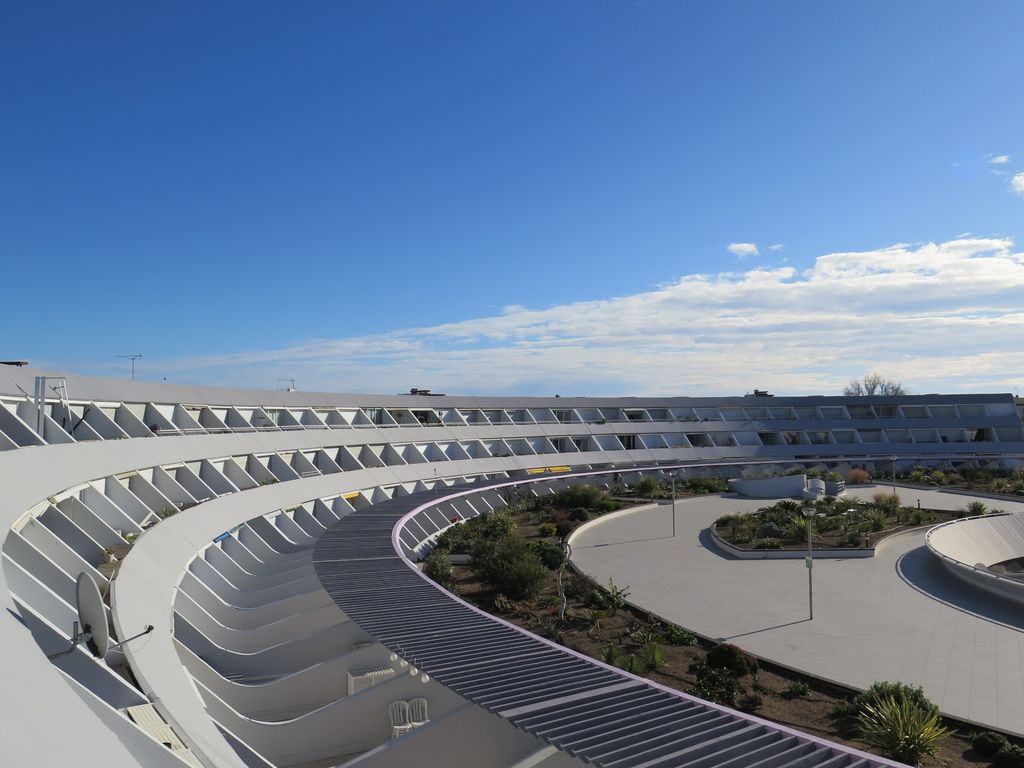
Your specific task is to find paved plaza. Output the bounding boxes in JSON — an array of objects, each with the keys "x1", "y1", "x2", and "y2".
[{"x1": 570, "y1": 485, "x2": 1024, "y2": 736}]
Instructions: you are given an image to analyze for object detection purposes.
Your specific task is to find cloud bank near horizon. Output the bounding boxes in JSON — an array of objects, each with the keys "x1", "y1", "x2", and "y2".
[{"x1": 69, "y1": 237, "x2": 1024, "y2": 397}]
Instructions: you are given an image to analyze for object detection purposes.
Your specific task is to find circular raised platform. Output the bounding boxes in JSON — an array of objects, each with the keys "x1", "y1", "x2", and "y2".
[{"x1": 926, "y1": 512, "x2": 1024, "y2": 604}]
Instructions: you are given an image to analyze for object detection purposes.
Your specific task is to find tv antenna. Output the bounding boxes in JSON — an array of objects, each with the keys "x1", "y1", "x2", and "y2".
[
  {"x1": 48, "y1": 573, "x2": 153, "y2": 660},
  {"x1": 116, "y1": 353, "x2": 143, "y2": 381},
  {"x1": 277, "y1": 378, "x2": 296, "y2": 391}
]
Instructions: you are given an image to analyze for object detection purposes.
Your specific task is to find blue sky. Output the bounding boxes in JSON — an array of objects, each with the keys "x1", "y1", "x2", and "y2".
[{"x1": 2, "y1": 2, "x2": 1022, "y2": 395}]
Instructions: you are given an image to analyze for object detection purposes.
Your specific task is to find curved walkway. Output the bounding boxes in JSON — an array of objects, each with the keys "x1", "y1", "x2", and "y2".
[{"x1": 570, "y1": 486, "x2": 1024, "y2": 736}]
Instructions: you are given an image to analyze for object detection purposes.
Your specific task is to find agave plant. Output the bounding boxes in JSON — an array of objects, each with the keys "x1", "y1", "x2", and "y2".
[
  {"x1": 856, "y1": 695, "x2": 953, "y2": 765},
  {"x1": 636, "y1": 642, "x2": 667, "y2": 673}
]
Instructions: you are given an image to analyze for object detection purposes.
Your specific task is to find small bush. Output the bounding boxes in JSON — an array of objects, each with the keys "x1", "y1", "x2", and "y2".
[
  {"x1": 690, "y1": 662, "x2": 741, "y2": 705},
  {"x1": 706, "y1": 643, "x2": 758, "y2": 676},
  {"x1": 970, "y1": 730, "x2": 1010, "y2": 758},
  {"x1": 555, "y1": 520, "x2": 573, "y2": 538},
  {"x1": 994, "y1": 744, "x2": 1024, "y2": 768},
  {"x1": 563, "y1": 573, "x2": 590, "y2": 600},
  {"x1": 537, "y1": 522, "x2": 557, "y2": 537},
  {"x1": 550, "y1": 484, "x2": 604, "y2": 510},
  {"x1": 847, "y1": 468, "x2": 870, "y2": 484},
  {"x1": 423, "y1": 549, "x2": 453, "y2": 587},
  {"x1": 634, "y1": 476, "x2": 660, "y2": 497},
  {"x1": 492, "y1": 594, "x2": 516, "y2": 614},
  {"x1": 531, "y1": 540, "x2": 566, "y2": 569},
  {"x1": 568, "y1": 507, "x2": 591, "y2": 522},
  {"x1": 599, "y1": 645, "x2": 624, "y2": 666},
  {"x1": 783, "y1": 681, "x2": 811, "y2": 699},
  {"x1": 681, "y1": 476, "x2": 728, "y2": 494},
  {"x1": 751, "y1": 537, "x2": 783, "y2": 549},
  {"x1": 636, "y1": 642, "x2": 667, "y2": 673},
  {"x1": 737, "y1": 691, "x2": 763, "y2": 711},
  {"x1": 663, "y1": 625, "x2": 699, "y2": 646},
  {"x1": 965, "y1": 500, "x2": 988, "y2": 516},
  {"x1": 851, "y1": 681, "x2": 939, "y2": 719},
  {"x1": 600, "y1": 578, "x2": 631, "y2": 616}
]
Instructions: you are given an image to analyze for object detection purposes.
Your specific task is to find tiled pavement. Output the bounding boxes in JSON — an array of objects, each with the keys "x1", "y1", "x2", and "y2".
[{"x1": 571, "y1": 486, "x2": 1024, "y2": 735}]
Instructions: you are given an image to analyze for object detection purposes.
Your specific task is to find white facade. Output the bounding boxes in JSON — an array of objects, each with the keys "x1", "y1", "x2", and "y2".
[{"x1": 1, "y1": 364, "x2": 1021, "y2": 768}]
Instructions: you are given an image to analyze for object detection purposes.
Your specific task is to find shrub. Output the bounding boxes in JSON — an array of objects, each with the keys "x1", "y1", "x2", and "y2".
[
  {"x1": 682, "y1": 476, "x2": 728, "y2": 494},
  {"x1": 537, "y1": 522, "x2": 557, "y2": 537},
  {"x1": 818, "y1": 515, "x2": 844, "y2": 532},
  {"x1": 436, "y1": 509, "x2": 516, "y2": 554},
  {"x1": 965, "y1": 500, "x2": 988, "y2": 516},
  {"x1": 555, "y1": 520, "x2": 573, "y2": 538},
  {"x1": 850, "y1": 681, "x2": 939, "y2": 719},
  {"x1": 492, "y1": 594, "x2": 516, "y2": 614},
  {"x1": 600, "y1": 578, "x2": 631, "y2": 616},
  {"x1": 531, "y1": 540, "x2": 566, "y2": 569},
  {"x1": 751, "y1": 537, "x2": 783, "y2": 549},
  {"x1": 473, "y1": 535, "x2": 547, "y2": 600},
  {"x1": 567, "y1": 507, "x2": 590, "y2": 522},
  {"x1": 784, "y1": 517, "x2": 808, "y2": 543},
  {"x1": 584, "y1": 589, "x2": 606, "y2": 609},
  {"x1": 690, "y1": 662, "x2": 741, "y2": 705},
  {"x1": 855, "y1": 695, "x2": 952, "y2": 765},
  {"x1": 784, "y1": 681, "x2": 811, "y2": 699},
  {"x1": 621, "y1": 655, "x2": 647, "y2": 676},
  {"x1": 636, "y1": 642, "x2": 667, "y2": 673},
  {"x1": 423, "y1": 549, "x2": 453, "y2": 587},
  {"x1": 737, "y1": 691, "x2": 763, "y2": 711},
  {"x1": 706, "y1": 643, "x2": 758, "y2": 676},
  {"x1": 994, "y1": 744, "x2": 1024, "y2": 768},
  {"x1": 550, "y1": 484, "x2": 604, "y2": 510},
  {"x1": 847, "y1": 468, "x2": 870, "y2": 484},
  {"x1": 634, "y1": 476, "x2": 660, "y2": 497},
  {"x1": 663, "y1": 625, "x2": 699, "y2": 646},
  {"x1": 865, "y1": 510, "x2": 888, "y2": 532},
  {"x1": 970, "y1": 730, "x2": 1010, "y2": 758},
  {"x1": 599, "y1": 645, "x2": 624, "y2": 666}
]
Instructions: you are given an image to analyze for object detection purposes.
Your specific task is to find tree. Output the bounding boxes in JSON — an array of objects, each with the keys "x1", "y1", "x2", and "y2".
[{"x1": 844, "y1": 372, "x2": 906, "y2": 396}]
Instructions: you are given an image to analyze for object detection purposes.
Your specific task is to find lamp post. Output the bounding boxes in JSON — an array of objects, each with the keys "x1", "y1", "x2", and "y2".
[
  {"x1": 890, "y1": 454, "x2": 897, "y2": 496},
  {"x1": 803, "y1": 505, "x2": 815, "y2": 620},
  {"x1": 671, "y1": 473, "x2": 677, "y2": 538}
]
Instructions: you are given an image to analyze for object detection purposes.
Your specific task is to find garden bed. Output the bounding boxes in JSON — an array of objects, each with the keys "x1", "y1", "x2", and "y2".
[
  {"x1": 713, "y1": 495, "x2": 969, "y2": 553},
  {"x1": 425, "y1": 480, "x2": 1020, "y2": 767}
]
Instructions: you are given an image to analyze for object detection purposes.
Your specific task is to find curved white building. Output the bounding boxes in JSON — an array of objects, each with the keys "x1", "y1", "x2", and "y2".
[{"x1": 2, "y1": 364, "x2": 1021, "y2": 768}]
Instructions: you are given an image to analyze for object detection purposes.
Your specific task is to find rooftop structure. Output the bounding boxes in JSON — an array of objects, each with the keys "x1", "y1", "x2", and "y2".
[{"x1": 1, "y1": 364, "x2": 1021, "y2": 767}]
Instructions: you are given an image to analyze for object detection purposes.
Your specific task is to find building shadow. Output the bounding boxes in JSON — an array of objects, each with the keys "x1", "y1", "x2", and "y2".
[{"x1": 896, "y1": 547, "x2": 1024, "y2": 631}]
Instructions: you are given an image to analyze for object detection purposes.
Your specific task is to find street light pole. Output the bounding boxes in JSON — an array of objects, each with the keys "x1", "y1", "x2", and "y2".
[
  {"x1": 891, "y1": 454, "x2": 897, "y2": 496},
  {"x1": 671, "y1": 474, "x2": 676, "y2": 538},
  {"x1": 804, "y1": 506, "x2": 815, "y2": 621}
]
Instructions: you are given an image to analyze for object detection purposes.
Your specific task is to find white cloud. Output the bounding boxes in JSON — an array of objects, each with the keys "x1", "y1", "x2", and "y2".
[
  {"x1": 727, "y1": 242, "x2": 759, "y2": 258},
  {"x1": 767, "y1": 243, "x2": 785, "y2": 252},
  {"x1": 1012, "y1": 172, "x2": 1024, "y2": 197},
  {"x1": 114, "y1": 237, "x2": 1024, "y2": 398},
  {"x1": 989, "y1": 154, "x2": 1011, "y2": 165}
]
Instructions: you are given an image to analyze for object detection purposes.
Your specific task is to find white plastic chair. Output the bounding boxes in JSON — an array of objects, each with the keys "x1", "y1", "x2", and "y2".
[
  {"x1": 409, "y1": 697, "x2": 429, "y2": 728},
  {"x1": 389, "y1": 700, "x2": 412, "y2": 738}
]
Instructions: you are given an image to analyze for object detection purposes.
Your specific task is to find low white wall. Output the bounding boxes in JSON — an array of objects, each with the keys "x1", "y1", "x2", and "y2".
[{"x1": 727, "y1": 475, "x2": 806, "y2": 498}]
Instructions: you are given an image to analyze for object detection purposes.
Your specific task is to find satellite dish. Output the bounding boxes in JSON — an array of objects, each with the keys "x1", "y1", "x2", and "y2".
[
  {"x1": 76, "y1": 573, "x2": 109, "y2": 657},
  {"x1": 47, "y1": 573, "x2": 153, "y2": 661}
]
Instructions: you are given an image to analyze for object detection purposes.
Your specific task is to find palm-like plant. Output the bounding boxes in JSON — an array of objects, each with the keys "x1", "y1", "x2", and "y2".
[
  {"x1": 965, "y1": 500, "x2": 988, "y2": 516},
  {"x1": 856, "y1": 695, "x2": 953, "y2": 765},
  {"x1": 636, "y1": 642, "x2": 667, "y2": 673}
]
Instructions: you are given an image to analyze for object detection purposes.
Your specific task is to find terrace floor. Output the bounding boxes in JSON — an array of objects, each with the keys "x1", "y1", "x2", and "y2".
[{"x1": 571, "y1": 485, "x2": 1024, "y2": 736}]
